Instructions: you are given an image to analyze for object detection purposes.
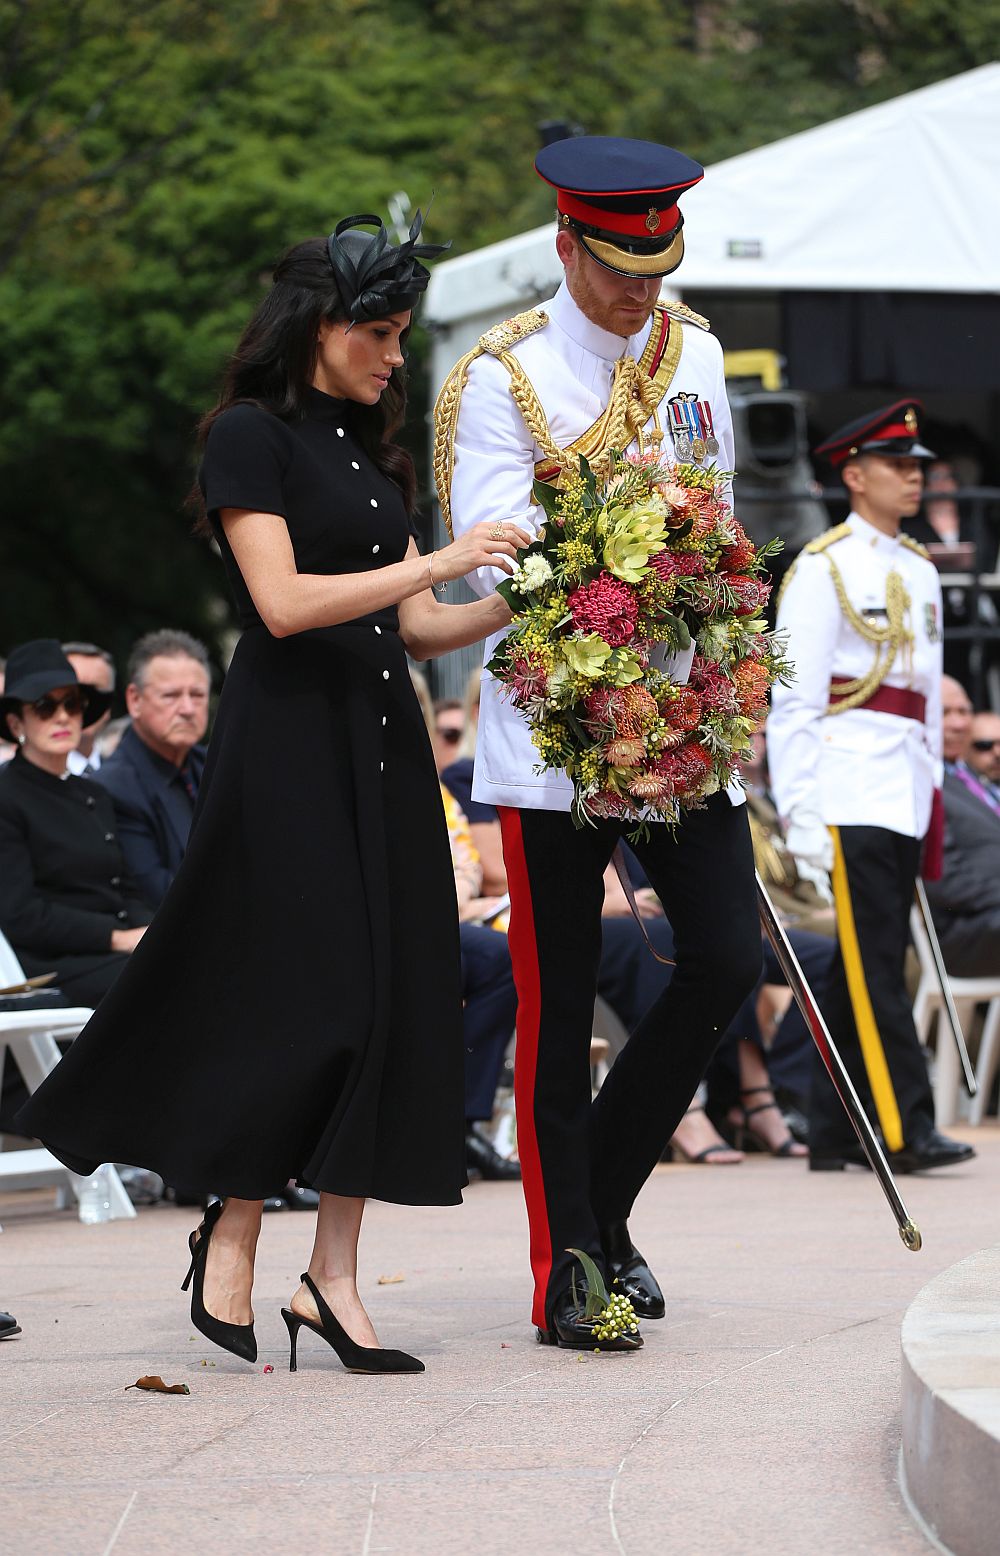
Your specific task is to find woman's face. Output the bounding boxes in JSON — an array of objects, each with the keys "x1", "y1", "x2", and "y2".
[
  {"x1": 8, "y1": 685, "x2": 85, "y2": 769},
  {"x1": 313, "y1": 311, "x2": 411, "y2": 404}
]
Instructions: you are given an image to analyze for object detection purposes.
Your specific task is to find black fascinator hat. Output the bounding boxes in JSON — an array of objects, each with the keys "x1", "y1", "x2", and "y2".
[{"x1": 325, "y1": 208, "x2": 450, "y2": 328}]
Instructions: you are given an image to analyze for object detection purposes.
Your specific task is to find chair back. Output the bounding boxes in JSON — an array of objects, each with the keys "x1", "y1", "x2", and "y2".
[{"x1": 0, "y1": 928, "x2": 26, "y2": 988}]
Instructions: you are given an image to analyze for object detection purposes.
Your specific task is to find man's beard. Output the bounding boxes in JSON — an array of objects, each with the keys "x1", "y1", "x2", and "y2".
[{"x1": 571, "y1": 266, "x2": 657, "y2": 338}]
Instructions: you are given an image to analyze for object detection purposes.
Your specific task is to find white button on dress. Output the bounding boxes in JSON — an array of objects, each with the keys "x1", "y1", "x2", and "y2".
[
  {"x1": 382, "y1": 670, "x2": 389, "y2": 681},
  {"x1": 374, "y1": 625, "x2": 382, "y2": 636},
  {"x1": 370, "y1": 498, "x2": 378, "y2": 509},
  {"x1": 336, "y1": 428, "x2": 344, "y2": 438},
  {"x1": 372, "y1": 544, "x2": 379, "y2": 554},
  {"x1": 351, "y1": 461, "x2": 360, "y2": 470}
]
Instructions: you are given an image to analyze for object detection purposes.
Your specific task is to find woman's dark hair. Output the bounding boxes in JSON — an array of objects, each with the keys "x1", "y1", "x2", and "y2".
[{"x1": 191, "y1": 235, "x2": 416, "y2": 533}]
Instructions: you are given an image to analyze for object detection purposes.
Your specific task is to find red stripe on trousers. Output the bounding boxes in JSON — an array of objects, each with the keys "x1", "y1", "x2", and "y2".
[{"x1": 497, "y1": 805, "x2": 552, "y2": 1327}]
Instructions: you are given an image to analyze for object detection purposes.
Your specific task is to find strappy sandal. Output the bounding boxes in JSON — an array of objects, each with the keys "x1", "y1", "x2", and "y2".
[
  {"x1": 669, "y1": 1104, "x2": 744, "y2": 1164},
  {"x1": 729, "y1": 1087, "x2": 808, "y2": 1158}
]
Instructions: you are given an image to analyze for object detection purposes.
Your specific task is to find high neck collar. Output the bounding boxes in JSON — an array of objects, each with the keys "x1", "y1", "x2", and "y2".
[
  {"x1": 303, "y1": 384, "x2": 348, "y2": 422},
  {"x1": 8, "y1": 749, "x2": 74, "y2": 788},
  {"x1": 846, "y1": 509, "x2": 903, "y2": 558},
  {"x1": 547, "y1": 282, "x2": 654, "y2": 364}
]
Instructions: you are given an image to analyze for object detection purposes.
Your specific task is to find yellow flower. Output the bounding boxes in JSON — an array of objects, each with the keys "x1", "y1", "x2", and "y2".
[
  {"x1": 608, "y1": 648, "x2": 644, "y2": 687},
  {"x1": 562, "y1": 634, "x2": 612, "y2": 678}
]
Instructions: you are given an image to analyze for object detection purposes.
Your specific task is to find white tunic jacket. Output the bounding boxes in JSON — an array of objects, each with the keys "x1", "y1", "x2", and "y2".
[
  {"x1": 449, "y1": 282, "x2": 740, "y2": 814},
  {"x1": 768, "y1": 511, "x2": 943, "y2": 839}
]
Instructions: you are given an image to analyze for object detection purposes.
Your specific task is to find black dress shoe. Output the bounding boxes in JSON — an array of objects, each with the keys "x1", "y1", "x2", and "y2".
[
  {"x1": 282, "y1": 1185, "x2": 321, "y2": 1210},
  {"x1": 809, "y1": 1142, "x2": 873, "y2": 1172},
  {"x1": 891, "y1": 1130, "x2": 976, "y2": 1174},
  {"x1": 600, "y1": 1220, "x2": 665, "y2": 1319},
  {"x1": 465, "y1": 1127, "x2": 522, "y2": 1181},
  {"x1": 0, "y1": 1312, "x2": 21, "y2": 1339},
  {"x1": 536, "y1": 1285, "x2": 643, "y2": 1352},
  {"x1": 262, "y1": 1195, "x2": 287, "y2": 1212}
]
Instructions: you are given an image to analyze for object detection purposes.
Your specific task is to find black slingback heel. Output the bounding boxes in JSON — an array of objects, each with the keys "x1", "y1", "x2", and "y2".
[
  {"x1": 281, "y1": 1271, "x2": 424, "y2": 1374},
  {"x1": 181, "y1": 1198, "x2": 257, "y2": 1363}
]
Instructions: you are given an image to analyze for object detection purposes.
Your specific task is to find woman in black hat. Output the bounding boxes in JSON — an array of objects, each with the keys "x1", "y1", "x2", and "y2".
[
  {"x1": 18, "y1": 213, "x2": 527, "y2": 1375},
  {"x1": 0, "y1": 640, "x2": 151, "y2": 1006}
]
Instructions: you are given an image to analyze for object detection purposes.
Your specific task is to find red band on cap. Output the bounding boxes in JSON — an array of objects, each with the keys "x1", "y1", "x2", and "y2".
[
  {"x1": 869, "y1": 422, "x2": 912, "y2": 442},
  {"x1": 557, "y1": 191, "x2": 681, "y2": 238}
]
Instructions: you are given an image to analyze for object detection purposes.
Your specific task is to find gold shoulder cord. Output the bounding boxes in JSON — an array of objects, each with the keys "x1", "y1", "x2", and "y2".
[
  {"x1": 432, "y1": 305, "x2": 686, "y2": 536},
  {"x1": 433, "y1": 310, "x2": 551, "y2": 539},
  {"x1": 823, "y1": 555, "x2": 914, "y2": 713},
  {"x1": 777, "y1": 521, "x2": 914, "y2": 713}
]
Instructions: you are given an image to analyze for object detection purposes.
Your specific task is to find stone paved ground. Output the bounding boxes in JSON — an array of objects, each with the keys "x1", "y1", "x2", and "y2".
[{"x1": 2, "y1": 1124, "x2": 995, "y2": 1556}]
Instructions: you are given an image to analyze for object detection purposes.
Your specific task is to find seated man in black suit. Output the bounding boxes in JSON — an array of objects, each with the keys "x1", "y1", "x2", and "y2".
[
  {"x1": 924, "y1": 675, "x2": 1000, "y2": 977},
  {"x1": 94, "y1": 629, "x2": 210, "y2": 908}
]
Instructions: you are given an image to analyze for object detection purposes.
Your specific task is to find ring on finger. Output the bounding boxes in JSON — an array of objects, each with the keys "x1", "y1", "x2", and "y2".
[{"x1": 490, "y1": 521, "x2": 506, "y2": 541}]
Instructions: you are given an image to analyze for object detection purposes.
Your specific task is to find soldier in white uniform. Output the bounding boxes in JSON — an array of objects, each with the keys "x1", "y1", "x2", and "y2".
[
  {"x1": 769, "y1": 401, "x2": 974, "y2": 1174},
  {"x1": 435, "y1": 138, "x2": 762, "y2": 1349}
]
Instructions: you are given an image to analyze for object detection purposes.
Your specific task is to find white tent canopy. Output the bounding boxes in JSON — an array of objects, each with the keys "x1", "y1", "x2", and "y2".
[{"x1": 425, "y1": 64, "x2": 1000, "y2": 380}]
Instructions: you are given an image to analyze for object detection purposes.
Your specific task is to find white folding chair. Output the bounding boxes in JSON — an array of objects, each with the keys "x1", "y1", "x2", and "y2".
[
  {"x1": 0, "y1": 930, "x2": 134, "y2": 1218},
  {"x1": 910, "y1": 907, "x2": 1000, "y2": 1128}
]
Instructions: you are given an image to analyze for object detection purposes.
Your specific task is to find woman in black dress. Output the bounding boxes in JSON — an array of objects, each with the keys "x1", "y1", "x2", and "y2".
[{"x1": 19, "y1": 212, "x2": 528, "y2": 1374}]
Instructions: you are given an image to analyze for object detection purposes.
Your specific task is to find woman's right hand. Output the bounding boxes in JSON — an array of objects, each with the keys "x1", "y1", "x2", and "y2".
[
  {"x1": 111, "y1": 925, "x2": 147, "y2": 953},
  {"x1": 432, "y1": 520, "x2": 534, "y2": 583}
]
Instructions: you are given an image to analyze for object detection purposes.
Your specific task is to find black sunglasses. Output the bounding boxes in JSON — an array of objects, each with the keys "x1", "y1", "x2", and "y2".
[
  {"x1": 971, "y1": 737, "x2": 1000, "y2": 752},
  {"x1": 30, "y1": 691, "x2": 87, "y2": 720},
  {"x1": 436, "y1": 725, "x2": 463, "y2": 745}
]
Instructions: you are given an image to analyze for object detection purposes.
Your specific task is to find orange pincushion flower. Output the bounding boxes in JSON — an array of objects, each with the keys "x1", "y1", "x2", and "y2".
[
  {"x1": 734, "y1": 659, "x2": 770, "y2": 715},
  {"x1": 721, "y1": 520, "x2": 756, "y2": 573},
  {"x1": 662, "y1": 686, "x2": 702, "y2": 733},
  {"x1": 629, "y1": 773, "x2": 674, "y2": 802},
  {"x1": 614, "y1": 685, "x2": 658, "y2": 737}
]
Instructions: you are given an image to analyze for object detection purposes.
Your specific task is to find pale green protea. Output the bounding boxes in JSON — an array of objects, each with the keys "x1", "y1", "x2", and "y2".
[{"x1": 562, "y1": 633, "x2": 613, "y2": 678}]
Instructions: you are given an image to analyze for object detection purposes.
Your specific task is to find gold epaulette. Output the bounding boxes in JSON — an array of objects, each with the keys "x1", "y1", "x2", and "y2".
[
  {"x1": 661, "y1": 300, "x2": 710, "y2": 331},
  {"x1": 478, "y1": 309, "x2": 548, "y2": 356},
  {"x1": 900, "y1": 533, "x2": 931, "y2": 560},
  {"x1": 432, "y1": 310, "x2": 552, "y2": 537},
  {"x1": 804, "y1": 522, "x2": 851, "y2": 554}
]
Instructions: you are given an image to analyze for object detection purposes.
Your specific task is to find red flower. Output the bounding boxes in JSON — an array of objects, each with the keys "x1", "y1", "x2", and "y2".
[
  {"x1": 727, "y1": 575, "x2": 771, "y2": 616},
  {"x1": 650, "y1": 550, "x2": 706, "y2": 583},
  {"x1": 720, "y1": 520, "x2": 756, "y2": 573},
  {"x1": 689, "y1": 654, "x2": 739, "y2": 716},
  {"x1": 567, "y1": 571, "x2": 638, "y2": 647},
  {"x1": 508, "y1": 656, "x2": 549, "y2": 706}
]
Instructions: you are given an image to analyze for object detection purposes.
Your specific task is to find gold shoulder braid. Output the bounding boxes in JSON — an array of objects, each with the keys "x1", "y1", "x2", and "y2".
[
  {"x1": 899, "y1": 533, "x2": 931, "y2": 561},
  {"x1": 774, "y1": 523, "x2": 850, "y2": 612},
  {"x1": 660, "y1": 300, "x2": 711, "y2": 331},
  {"x1": 432, "y1": 309, "x2": 549, "y2": 538},
  {"x1": 432, "y1": 304, "x2": 686, "y2": 535}
]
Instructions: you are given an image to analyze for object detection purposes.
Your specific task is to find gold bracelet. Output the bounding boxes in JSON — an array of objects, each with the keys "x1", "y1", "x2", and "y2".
[{"x1": 427, "y1": 551, "x2": 447, "y2": 594}]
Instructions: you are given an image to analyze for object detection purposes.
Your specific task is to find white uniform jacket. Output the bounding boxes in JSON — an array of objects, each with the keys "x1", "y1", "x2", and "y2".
[
  {"x1": 449, "y1": 281, "x2": 741, "y2": 814},
  {"x1": 768, "y1": 511, "x2": 944, "y2": 839}
]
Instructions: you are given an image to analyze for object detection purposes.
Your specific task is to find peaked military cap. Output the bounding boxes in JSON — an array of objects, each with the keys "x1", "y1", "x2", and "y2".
[
  {"x1": 535, "y1": 136, "x2": 703, "y2": 278},
  {"x1": 814, "y1": 399, "x2": 937, "y2": 469}
]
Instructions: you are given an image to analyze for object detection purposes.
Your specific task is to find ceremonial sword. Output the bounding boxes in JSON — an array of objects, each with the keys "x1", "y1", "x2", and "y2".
[
  {"x1": 912, "y1": 878, "x2": 978, "y2": 1097},
  {"x1": 755, "y1": 872, "x2": 922, "y2": 1252}
]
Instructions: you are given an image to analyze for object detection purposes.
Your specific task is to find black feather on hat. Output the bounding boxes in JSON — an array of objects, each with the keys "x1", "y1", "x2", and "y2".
[{"x1": 325, "y1": 209, "x2": 450, "y2": 328}]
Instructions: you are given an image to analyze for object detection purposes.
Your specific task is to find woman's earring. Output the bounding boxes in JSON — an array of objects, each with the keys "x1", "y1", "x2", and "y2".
[{"x1": 17, "y1": 733, "x2": 25, "y2": 745}]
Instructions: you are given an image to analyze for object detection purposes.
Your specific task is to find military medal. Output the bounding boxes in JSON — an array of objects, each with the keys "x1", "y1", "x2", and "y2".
[
  {"x1": 668, "y1": 395, "x2": 693, "y2": 459},
  {"x1": 702, "y1": 400, "x2": 719, "y2": 456}
]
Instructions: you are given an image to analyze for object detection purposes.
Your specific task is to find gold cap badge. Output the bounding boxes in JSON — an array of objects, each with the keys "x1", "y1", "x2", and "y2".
[
  {"x1": 904, "y1": 407, "x2": 918, "y2": 435},
  {"x1": 645, "y1": 207, "x2": 660, "y2": 234}
]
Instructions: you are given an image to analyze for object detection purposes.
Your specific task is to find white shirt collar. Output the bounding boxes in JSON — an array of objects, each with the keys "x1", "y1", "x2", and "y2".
[
  {"x1": 546, "y1": 281, "x2": 654, "y2": 365},
  {"x1": 846, "y1": 509, "x2": 902, "y2": 558}
]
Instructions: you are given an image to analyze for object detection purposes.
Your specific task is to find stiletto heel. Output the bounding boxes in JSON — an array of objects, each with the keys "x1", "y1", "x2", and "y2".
[
  {"x1": 184, "y1": 1199, "x2": 257, "y2": 1363},
  {"x1": 281, "y1": 1307, "x2": 302, "y2": 1372},
  {"x1": 284, "y1": 1272, "x2": 424, "y2": 1374}
]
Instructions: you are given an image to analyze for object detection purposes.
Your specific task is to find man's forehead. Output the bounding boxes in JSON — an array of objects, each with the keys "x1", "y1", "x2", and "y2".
[
  {"x1": 68, "y1": 652, "x2": 113, "y2": 686},
  {"x1": 143, "y1": 654, "x2": 208, "y2": 683},
  {"x1": 972, "y1": 713, "x2": 1000, "y2": 732},
  {"x1": 943, "y1": 693, "x2": 973, "y2": 711}
]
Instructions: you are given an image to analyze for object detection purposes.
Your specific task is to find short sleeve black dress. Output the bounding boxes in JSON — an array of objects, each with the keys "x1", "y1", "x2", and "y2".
[{"x1": 19, "y1": 388, "x2": 467, "y2": 1204}]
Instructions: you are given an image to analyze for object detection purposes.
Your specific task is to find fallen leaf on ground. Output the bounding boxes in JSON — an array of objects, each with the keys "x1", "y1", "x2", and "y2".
[
  {"x1": 377, "y1": 1272, "x2": 405, "y2": 1285},
  {"x1": 126, "y1": 1375, "x2": 190, "y2": 1395}
]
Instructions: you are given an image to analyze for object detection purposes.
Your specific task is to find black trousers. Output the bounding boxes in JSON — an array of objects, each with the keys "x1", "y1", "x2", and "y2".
[
  {"x1": 498, "y1": 794, "x2": 761, "y2": 1328},
  {"x1": 811, "y1": 825, "x2": 935, "y2": 1154}
]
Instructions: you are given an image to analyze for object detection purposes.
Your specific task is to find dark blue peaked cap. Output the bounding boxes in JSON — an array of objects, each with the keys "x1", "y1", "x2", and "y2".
[{"x1": 535, "y1": 136, "x2": 703, "y2": 277}]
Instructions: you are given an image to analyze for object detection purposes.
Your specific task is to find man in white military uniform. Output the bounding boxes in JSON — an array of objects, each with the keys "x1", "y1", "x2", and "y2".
[
  {"x1": 435, "y1": 137, "x2": 762, "y2": 1349},
  {"x1": 769, "y1": 401, "x2": 974, "y2": 1174}
]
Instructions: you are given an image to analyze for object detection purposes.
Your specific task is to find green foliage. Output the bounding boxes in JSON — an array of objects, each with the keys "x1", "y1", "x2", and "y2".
[{"x1": 0, "y1": 0, "x2": 995, "y2": 660}]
